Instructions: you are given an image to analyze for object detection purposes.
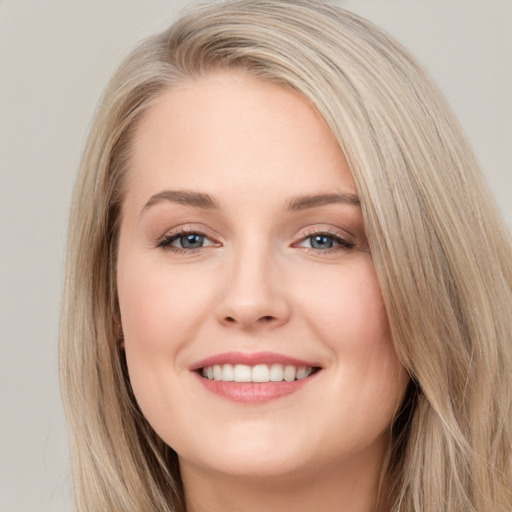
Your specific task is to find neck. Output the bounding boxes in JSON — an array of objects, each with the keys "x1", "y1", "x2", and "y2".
[{"x1": 180, "y1": 450, "x2": 386, "y2": 512}]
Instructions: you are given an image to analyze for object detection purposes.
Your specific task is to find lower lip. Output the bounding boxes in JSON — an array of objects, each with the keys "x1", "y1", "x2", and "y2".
[{"x1": 194, "y1": 373, "x2": 317, "y2": 403}]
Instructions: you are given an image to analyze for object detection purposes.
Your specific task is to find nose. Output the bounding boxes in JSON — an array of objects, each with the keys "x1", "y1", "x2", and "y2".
[{"x1": 214, "y1": 244, "x2": 291, "y2": 331}]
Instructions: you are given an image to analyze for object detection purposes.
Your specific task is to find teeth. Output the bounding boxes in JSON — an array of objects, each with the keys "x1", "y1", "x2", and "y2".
[
  {"x1": 222, "y1": 363, "x2": 234, "y2": 381},
  {"x1": 284, "y1": 365, "x2": 296, "y2": 382},
  {"x1": 234, "y1": 364, "x2": 252, "y2": 382},
  {"x1": 269, "y1": 363, "x2": 284, "y2": 381},
  {"x1": 201, "y1": 363, "x2": 314, "y2": 382},
  {"x1": 252, "y1": 364, "x2": 270, "y2": 382},
  {"x1": 213, "y1": 365, "x2": 222, "y2": 380},
  {"x1": 296, "y1": 366, "x2": 309, "y2": 380}
]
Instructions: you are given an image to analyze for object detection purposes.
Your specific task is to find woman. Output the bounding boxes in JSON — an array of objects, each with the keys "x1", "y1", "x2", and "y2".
[{"x1": 60, "y1": 1, "x2": 512, "y2": 511}]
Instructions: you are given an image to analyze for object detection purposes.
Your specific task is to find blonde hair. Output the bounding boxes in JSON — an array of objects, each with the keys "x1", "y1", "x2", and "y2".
[{"x1": 60, "y1": 1, "x2": 512, "y2": 510}]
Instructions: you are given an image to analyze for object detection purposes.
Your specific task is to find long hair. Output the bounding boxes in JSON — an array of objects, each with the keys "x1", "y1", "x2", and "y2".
[{"x1": 60, "y1": 1, "x2": 512, "y2": 510}]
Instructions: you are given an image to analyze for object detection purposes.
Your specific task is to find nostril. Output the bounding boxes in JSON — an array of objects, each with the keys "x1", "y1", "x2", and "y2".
[{"x1": 223, "y1": 315, "x2": 275, "y2": 325}]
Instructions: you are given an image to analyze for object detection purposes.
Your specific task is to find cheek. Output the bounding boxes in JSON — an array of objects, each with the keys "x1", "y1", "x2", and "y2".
[
  {"x1": 116, "y1": 253, "x2": 222, "y2": 414},
  {"x1": 295, "y1": 258, "x2": 404, "y2": 416},
  {"x1": 297, "y1": 257, "x2": 391, "y2": 350},
  {"x1": 116, "y1": 253, "x2": 217, "y2": 425},
  {"x1": 118, "y1": 255, "x2": 214, "y2": 347}
]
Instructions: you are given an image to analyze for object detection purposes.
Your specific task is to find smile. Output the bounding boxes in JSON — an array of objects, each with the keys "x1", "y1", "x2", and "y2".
[
  {"x1": 191, "y1": 352, "x2": 322, "y2": 403},
  {"x1": 200, "y1": 363, "x2": 315, "y2": 382}
]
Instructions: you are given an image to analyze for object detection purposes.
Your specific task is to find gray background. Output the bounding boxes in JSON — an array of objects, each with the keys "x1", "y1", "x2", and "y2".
[{"x1": 1, "y1": 1, "x2": 510, "y2": 511}]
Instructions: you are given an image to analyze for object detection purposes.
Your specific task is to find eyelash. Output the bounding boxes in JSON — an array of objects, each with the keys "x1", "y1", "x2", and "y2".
[
  {"x1": 157, "y1": 228, "x2": 218, "y2": 254},
  {"x1": 295, "y1": 229, "x2": 355, "y2": 253},
  {"x1": 157, "y1": 228, "x2": 355, "y2": 255}
]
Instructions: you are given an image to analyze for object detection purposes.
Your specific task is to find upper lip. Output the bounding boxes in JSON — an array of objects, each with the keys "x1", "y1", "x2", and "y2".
[{"x1": 189, "y1": 351, "x2": 321, "y2": 371}]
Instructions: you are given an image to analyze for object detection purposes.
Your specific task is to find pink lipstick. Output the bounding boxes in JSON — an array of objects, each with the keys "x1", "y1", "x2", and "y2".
[{"x1": 191, "y1": 351, "x2": 321, "y2": 403}]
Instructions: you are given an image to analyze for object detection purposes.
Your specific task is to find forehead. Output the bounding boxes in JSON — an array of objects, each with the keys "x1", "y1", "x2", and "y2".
[{"x1": 126, "y1": 71, "x2": 355, "y2": 206}]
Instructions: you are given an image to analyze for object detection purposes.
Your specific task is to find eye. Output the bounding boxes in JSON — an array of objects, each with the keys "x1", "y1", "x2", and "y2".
[
  {"x1": 297, "y1": 232, "x2": 355, "y2": 251},
  {"x1": 174, "y1": 233, "x2": 208, "y2": 249},
  {"x1": 157, "y1": 230, "x2": 217, "y2": 252},
  {"x1": 307, "y1": 234, "x2": 336, "y2": 249}
]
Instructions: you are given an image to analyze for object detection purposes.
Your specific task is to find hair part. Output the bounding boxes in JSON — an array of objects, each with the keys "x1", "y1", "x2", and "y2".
[{"x1": 60, "y1": 1, "x2": 512, "y2": 511}]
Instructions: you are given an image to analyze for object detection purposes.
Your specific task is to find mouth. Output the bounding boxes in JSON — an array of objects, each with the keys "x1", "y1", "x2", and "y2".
[
  {"x1": 198, "y1": 363, "x2": 319, "y2": 382},
  {"x1": 191, "y1": 352, "x2": 322, "y2": 403}
]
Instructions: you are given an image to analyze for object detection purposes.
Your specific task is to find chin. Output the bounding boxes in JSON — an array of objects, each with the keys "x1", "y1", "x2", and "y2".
[
  {"x1": 188, "y1": 451, "x2": 313, "y2": 482},
  {"x1": 176, "y1": 426, "x2": 318, "y2": 481}
]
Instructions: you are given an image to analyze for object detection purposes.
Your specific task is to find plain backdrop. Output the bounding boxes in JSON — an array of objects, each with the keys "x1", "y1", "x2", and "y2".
[{"x1": 1, "y1": 1, "x2": 510, "y2": 511}]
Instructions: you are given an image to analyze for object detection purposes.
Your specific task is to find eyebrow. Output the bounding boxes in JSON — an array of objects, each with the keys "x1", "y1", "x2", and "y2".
[
  {"x1": 142, "y1": 190, "x2": 220, "y2": 213},
  {"x1": 141, "y1": 189, "x2": 360, "y2": 214},
  {"x1": 285, "y1": 192, "x2": 360, "y2": 210}
]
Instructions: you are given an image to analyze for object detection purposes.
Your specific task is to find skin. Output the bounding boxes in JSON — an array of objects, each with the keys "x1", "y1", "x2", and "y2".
[{"x1": 117, "y1": 71, "x2": 408, "y2": 512}]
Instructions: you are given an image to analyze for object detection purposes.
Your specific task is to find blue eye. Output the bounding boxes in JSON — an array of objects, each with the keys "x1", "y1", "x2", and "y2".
[
  {"x1": 309, "y1": 234, "x2": 335, "y2": 249},
  {"x1": 178, "y1": 233, "x2": 205, "y2": 249},
  {"x1": 299, "y1": 233, "x2": 354, "y2": 251},
  {"x1": 158, "y1": 231, "x2": 215, "y2": 251}
]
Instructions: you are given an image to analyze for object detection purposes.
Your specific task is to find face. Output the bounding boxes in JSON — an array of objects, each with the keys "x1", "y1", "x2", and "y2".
[{"x1": 117, "y1": 71, "x2": 407, "y2": 483}]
